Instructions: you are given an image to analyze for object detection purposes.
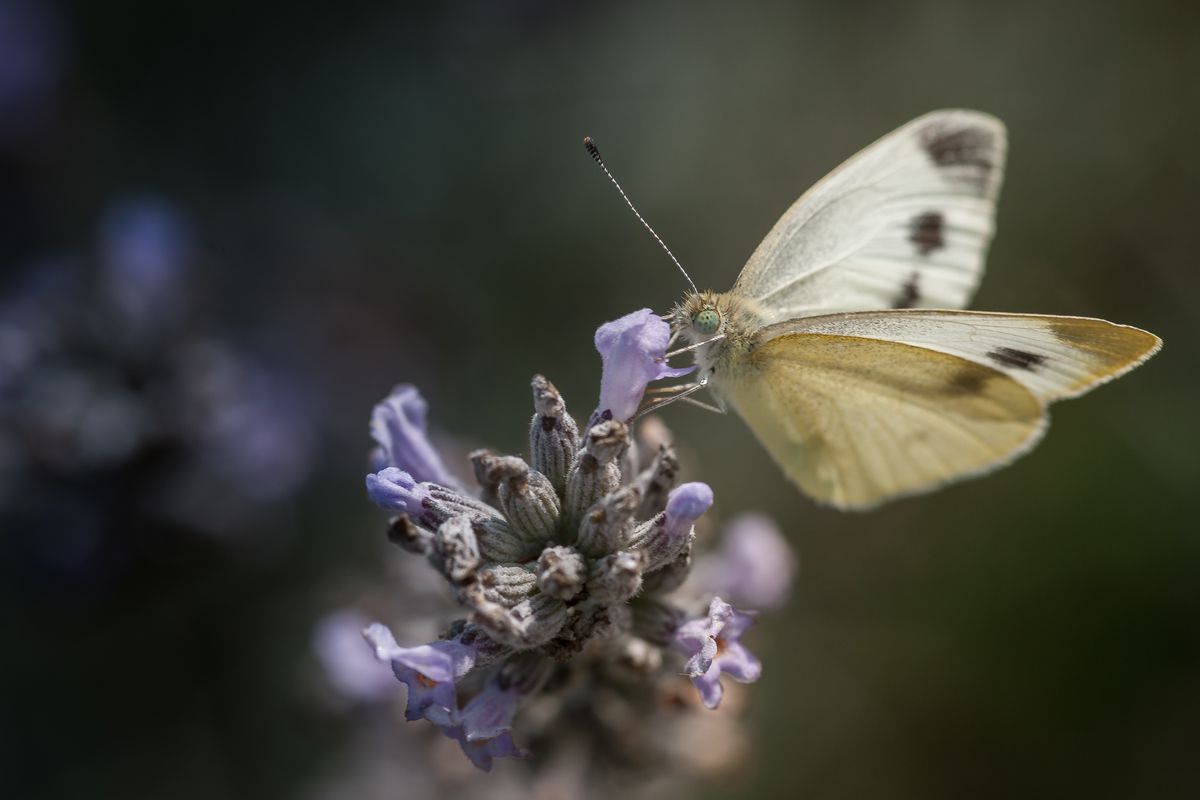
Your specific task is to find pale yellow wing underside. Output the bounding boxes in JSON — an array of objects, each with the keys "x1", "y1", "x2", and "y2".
[{"x1": 714, "y1": 315, "x2": 1158, "y2": 510}]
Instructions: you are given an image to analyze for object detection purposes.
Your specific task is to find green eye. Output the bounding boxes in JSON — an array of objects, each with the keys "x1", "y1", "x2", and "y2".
[{"x1": 693, "y1": 308, "x2": 721, "y2": 335}]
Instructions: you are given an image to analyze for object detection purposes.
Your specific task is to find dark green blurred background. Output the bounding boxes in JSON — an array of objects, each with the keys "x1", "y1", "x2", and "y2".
[{"x1": 4, "y1": 1, "x2": 1199, "y2": 798}]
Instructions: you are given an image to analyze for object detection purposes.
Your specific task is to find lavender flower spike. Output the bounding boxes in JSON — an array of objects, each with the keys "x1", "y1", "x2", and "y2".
[
  {"x1": 673, "y1": 597, "x2": 762, "y2": 710},
  {"x1": 594, "y1": 308, "x2": 694, "y2": 423},
  {"x1": 362, "y1": 622, "x2": 478, "y2": 721},
  {"x1": 370, "y1": 384, "x2": 461, "y2": 488},
  {"x1": 365, "y1": 467, "x2": 429, "y2": 512}
]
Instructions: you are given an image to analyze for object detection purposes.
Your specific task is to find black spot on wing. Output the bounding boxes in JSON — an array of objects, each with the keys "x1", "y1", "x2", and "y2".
[
  {"x1": 892, "y1": 271, "x2": 920, "y2": 309},
  {"x1": 909, "y1": 211, "x2": 944, "y2": 256},
  {"x1": 920, "y1": 123, "x2": 997, "y2": 192},
  {"x1": 948, "y1": 367, "x2": 989, "y2": 395},
  {"x1": 987, "y1": 347, "x2": 1046, "y2": 371}
]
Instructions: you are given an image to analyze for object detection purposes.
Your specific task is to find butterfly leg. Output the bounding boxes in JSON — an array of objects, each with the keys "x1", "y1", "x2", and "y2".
[
  {"x1": 644, "y1": 381, "x2": 702, "y2": 395},
  {"x1": 666, "y1": 334, "x2": 726, "y2": 358},
  {"x1": 674, "y1": 395, "x2": 727, "y2": 414},
  {"x1": 631, "y1": 378, "x2": 722, "y2": 420}
]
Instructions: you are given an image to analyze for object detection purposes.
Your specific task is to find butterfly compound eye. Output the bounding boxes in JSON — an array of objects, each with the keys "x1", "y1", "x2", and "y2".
[{"x1": 693, "y1": 308, "x2": 721, "y2": 335}]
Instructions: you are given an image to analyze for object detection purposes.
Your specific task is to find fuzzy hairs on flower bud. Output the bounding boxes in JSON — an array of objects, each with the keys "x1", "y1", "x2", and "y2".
[
  {"x1": 489, "y1": 455, "x2": 560, "y2": 543},
  {"x1": 529, "y1": 375, "x2": 579, "y2": 494},
  {"x1": 627, "y1": 481, "x2": 713, "y2": 571},
  {"x1": 563, "y1": 419, "x2": 628, "y2": 532}
]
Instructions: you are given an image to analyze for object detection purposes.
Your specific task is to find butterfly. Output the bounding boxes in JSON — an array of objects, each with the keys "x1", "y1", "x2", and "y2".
[{"x1": 654, "y1": 109, "x2": 1162, "y2": 510}]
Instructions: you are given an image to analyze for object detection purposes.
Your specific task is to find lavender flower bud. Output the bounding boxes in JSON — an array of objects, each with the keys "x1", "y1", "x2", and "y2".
[
  {"x1": 469, "y1": 448, "x2": 502, "y2": 508},
  {"x1": 627, "y1": 481, "x2": 713, "y2": 571},
  {"x1": 386, "y1": 514, "x2": 433, "y2": 554},
  {"x1": 536, "y1": 545, "x2": 587, "y2": 601},
  {"x1": 586, "y1": 549, "x2": 646, "y2": 605},
  {"x1": 490, "y1": 456, "x2": 560, "y2": 543},
  {"x1": 432, "y1": 514, "x2": 482, "y2": 585},
  {"x1": 471, "y1": 517, "x2": 536, "y2": 563},
  {"x1": 365, "y1": 467, "x2": 428, "y2": 512},
  {"x1": 476, "y1": 564, "x2": 538, "y2": 606},
  {"x1": 529, "y1": 375, "x2": 579, "y2": 494},
  {"x1": 563, "y1": 419, "x2": 628, "y2": 532},
  {"x1": 550, "y1": 603, "x2": 631, "y2": 656},
  {"x1": 640, "y1": 543, "x2": 692, "y2": 596},
  {"x1": 368, "y1": 467, "x2": 505, "y2": 529},
  {"x1": 632, "y1": 443, "x2": 679, "y2": 519},
  {"x1": 630, "y1": 599, "x2": 685, "y2": 647},
  {"x1": 471, "y1": 591, "x2": 568, "y2": 650},
  {"x1": 575, "y1": 484, "x2": 640, "y2": 558}
]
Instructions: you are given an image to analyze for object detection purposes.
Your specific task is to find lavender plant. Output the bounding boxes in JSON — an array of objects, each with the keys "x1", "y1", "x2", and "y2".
[
  {"x1": 0, "y1": 197, "x2": 318, "y2": 586},
  {"x1": 356, "y1": 309, "x2": 795, "y2": 781}
]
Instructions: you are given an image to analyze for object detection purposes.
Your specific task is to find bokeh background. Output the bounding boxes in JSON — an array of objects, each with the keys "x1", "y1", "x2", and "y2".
[{"x1": 3, "y1": 1, "x2": 1199, "y2": 798}]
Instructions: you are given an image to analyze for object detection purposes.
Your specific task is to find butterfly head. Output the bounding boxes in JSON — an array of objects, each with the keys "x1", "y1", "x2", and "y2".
[{"x1": 673, "y1": 290, "x2": 729, "y2": 342}]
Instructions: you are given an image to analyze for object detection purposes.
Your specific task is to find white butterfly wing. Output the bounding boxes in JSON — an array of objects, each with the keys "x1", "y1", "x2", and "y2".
[
  {"x1": 713, "y1": 311, "x2": 1159, "y2": 509},
  {"x1": 732, "y1": 110, "x2": 1006, "y2": 322}
]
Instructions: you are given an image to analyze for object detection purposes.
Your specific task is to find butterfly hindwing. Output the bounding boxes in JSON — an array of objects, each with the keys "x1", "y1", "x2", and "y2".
[
  {"x1": 710, "y1": 310, "x2": 1159, "y2": 509},
  {"x1": 732, "y1": 110, "x2": 1006, "y2": 322},
  {"x1": 716, "y1": 329, "x2": 1046, "y2": 510}
]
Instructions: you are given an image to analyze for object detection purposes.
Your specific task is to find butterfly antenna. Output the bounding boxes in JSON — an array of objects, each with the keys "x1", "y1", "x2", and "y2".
[{"x1": 583, "y1": 136, "x2": 698, "y2": 294}]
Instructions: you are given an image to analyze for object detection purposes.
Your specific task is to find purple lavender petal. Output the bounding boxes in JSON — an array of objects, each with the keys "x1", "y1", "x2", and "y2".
[
  {"x1": 673, "y1": 596, "x2": 730, "y2": 676},
  {"x1": 672, "y1": 596, "x2": 762, "y2": 709},
  {"x1": 365, "y1": 467, "x2": 429, "y2": 512},
  {"x1": 594, "y1": 308, "x2": 694, "y2": 422},
  {"x1": 362, "y1": 623, "x2": 478, "y2": 722},
  {"x1": 692, "y1": 664, "x2": 725, "y2": 709},
  {"x1": 460, "y1": 683, "x2": 522, "y2": 741},
  {"x1": 716, "y1": 640, "x2": 762, "y2": 683},
  {"x1": 370, "y1": 384, "x2": 461, "y2": 488},
  {"x1": 440, "y1": 724, "x2": 527, "y2": 772}
]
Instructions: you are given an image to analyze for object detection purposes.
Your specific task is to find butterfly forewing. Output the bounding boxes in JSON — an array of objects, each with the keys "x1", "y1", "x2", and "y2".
[
  {"x1": 772, "y1": 310, "x2": 1162, "y2": 402},
  {"x1": 731, "y1": 110, "x2": 1006, "y2": 322}
]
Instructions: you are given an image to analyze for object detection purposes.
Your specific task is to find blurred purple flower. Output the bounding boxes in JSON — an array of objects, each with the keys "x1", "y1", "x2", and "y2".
[
  {"x1": 313, "y1": 610, "x2": 397, "y2": 703},
  {"x1": 698, "y1": 513, "x2": 795, "y2": 609},
  {"x1": 0, "y1": 0, "x2": 64, "y2": 141},
  {"x1": 594, "y1": 308, "x2": 693, "y2": 422},
  {"x1": 369, "y1": 384, "x2": 461, "y2": 488},
  {"x1": 99, "y1": 197, "x2": 193, "y2": 325},
  {"x1": 363, "y1": 622, "x2": 479, "y2": 722},
  {"x1": 180, "y1": 341, "x2": 318, "y2": 503},
  {"x1": 673, "y1": 597, "x2": 762, "y2": 709}
]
